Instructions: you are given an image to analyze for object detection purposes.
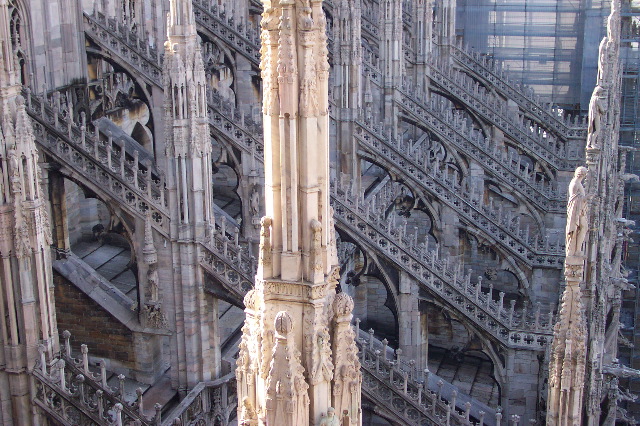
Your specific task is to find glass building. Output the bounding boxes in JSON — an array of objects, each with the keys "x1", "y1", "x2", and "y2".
[{"x1": 455, "y1": 0, "x2": 609, "y2": 110}]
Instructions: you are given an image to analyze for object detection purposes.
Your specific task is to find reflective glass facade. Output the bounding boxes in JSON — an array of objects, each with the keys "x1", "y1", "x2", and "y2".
[{"x1": 456, "y1": 0, "x2": 609, "y2": 109}]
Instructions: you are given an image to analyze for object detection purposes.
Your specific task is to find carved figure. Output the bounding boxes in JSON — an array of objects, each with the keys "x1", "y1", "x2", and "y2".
[
  {"x1": 566, "y1": 167, "x2": 589, "y2": 257},
  {"x1": 240, "y1": 397, "x2": 258, "y2": 426},
  {"x1": 319, "y1": 407, "x2": 339, "y2": 426},
  {"x1": 258, "y1": 216, "x2": 272, "y2": 270},
  {"x1": 250, "y1": 185, "x2": 260, "y2": 216},
  {"x1": 148, "y1": 264, "x2": 159, "y2": 302},
  {"x1": 310, "y1": 219, "x2": 323, "y2": 275},
  {"x1": 586, "y1": 86, "x2": 606, "y2": 149},
  {"x1": 597, "y1": 37, "x2": 611, "y2": 83}
]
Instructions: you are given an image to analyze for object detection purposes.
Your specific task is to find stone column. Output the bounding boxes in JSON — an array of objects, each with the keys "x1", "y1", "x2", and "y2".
[
  {"x1": 379, "y1": 0, "x2": 402, "y2": 135},
  {"x1": 163, "y1": 0, "x2": 219, "y2": 390},
  {"x1": 0, "y1": 15, "x2": 59, "y2": 420},
  {"x1": 413, "y1": 0, "x2": 433, "y2": 87},
  {"x1": 49, "y1": 171, "x2": 71, "y2": 258},
  {"x1": 237, "y1": 0, "x2": 362, "y2": 424},
  {"x1": 546, "y1": 168, "x2": 589, "y2": 425},
  {"x1": 397, "y1": 272, "x2": 421, "y2": 363},
  {"x1": 333, "y1": 0, "x2": 362, "y2": 180}
]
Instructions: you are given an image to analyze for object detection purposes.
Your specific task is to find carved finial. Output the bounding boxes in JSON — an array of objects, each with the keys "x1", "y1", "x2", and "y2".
[
  {"x1": 142, "y1": 212, "x2": 157, "y2": 265},
  {"x1": 333, "y1": 293, "x2": 354, "y2": 317},
  {"x1": 243, "y1": 289, "x2": 260, "y2": 311}
]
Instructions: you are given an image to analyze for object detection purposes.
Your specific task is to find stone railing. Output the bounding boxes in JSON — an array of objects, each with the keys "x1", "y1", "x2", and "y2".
[
  {"x1": 362, "y1": 45, "x2": 573, "y2": 174},
  {"x1": 25, "y1": 88, "x2": 171, "y2": 235},
  {"x1": 331, "y1": 181, "x2": 555, "y2": 349},
  {"x1": 361, "y1": 57, "x2": 566, "y2": 211},
  {"x1": 33, "y1": 331, "x2": 161, "y2": 425},
  {"x1": 206, "y1": 89, "x2": 264, "y2": 156},
  {"x1": 394, "y1": 90, "x2": 564, "y2": 210},
  {"x1": 353, "y1": 119, "x2": 565, "y2": 267},
  {"x1": 423, "y1": 61, "x2": 582, "y2": 169},
  {"x1": 192, "y1": 0, "x2": 261, "y2": 66},
  {"x1": 444, "y1": 39, "x2": 587, "y2": 141},
  {"x1": 356, "y1": 326, "x2": 499, "y2": 426},
  {"x1": 84, "y1": 15, "x2": 264, "y2": 161},
  {"x1": 360, "y1": 12, "x2": 380, "y2": 46},
  {"x1": 84, "y1": 12, "x2": 163, "y2": 86},
  {"x1": 33, "y1": 331, "x2": 236, "y2": 426},
  {"x1": 160, "y1": 373, "x2": 236, "y2": 425},
  {"x1": 199, "y1": 212, "x2": 256, "y2": 303}
]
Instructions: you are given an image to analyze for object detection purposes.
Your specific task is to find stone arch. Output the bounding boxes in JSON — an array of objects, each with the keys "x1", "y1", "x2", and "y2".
[
  {"x1": 199, "y1": 37, "x2": 238, "y2": 106},
  {"x1": 427, "y1": 89, "x2": 492, "y2": 139},
  {"x1": 457, "y1": 225, "x2": 531, "y2": 291},
  {"x1": 334, "y1": 230, "x2": 401, "y2": 344},
  {"x1": 483, "y1": 178, "x2": 546, "y2": 233},
  {"x1": 356, "y1": 151, "x2": 443, "y2": 233},
  {"x1": 84, "y1": 49, "x2": 157, "y2": 156},
  {"x1": 398, "y1": 113, "x2": 470, "y2": 180},
  {"x1": 131, "y1": 121, "x2": 153, "y2": 152},
  {"x1": 424, "y1": 299, "x2": 508, "y2": 395}
]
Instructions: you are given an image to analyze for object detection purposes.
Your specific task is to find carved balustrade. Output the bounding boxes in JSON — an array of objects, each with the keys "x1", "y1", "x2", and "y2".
[
  {"x1": 33, "y1": 331, "x2": 160, "y2": 425},
  {"x1": 25, "y1": 88, "x2": 171, "y2": 235},
  {"x1": 84, "y1": 12, "x2": 163, "y2": 87},
  {"x1": 199, "y1": 211, "x2": 256, "y2": 303},
  {"x1": 361, "y1": 61, "x2": 564, "y2": 213},
  {"x1": 395, "y1": 91, "x2": 563, "y2": 209},
  {"x1": 32, "y1": 331, "x2": 236, "y2": 426},
  {"x1": 160, "y1": 373, "x2": 236, "y2": 426},
  {"x1": 353, "y1": 120, "x2": 565, "y2": 267},
  {"x1": 192, "y1": 0, "x2": 261, "y2": 66},
  {"x1": 360, "y1": 12, "x2": 380, "y2": 47},
  {"x1": 419, "y1": 63, "x2": 581, "y2": 170},
  {"x1": 355, "y1": 326, "x2": 498, "y2": 426},
  {"x1": 331, "y1": 181, "x2": 555, "y2": 349},
  {"x1": 206, "y1": 89, "x2": 264, "y2": 156},
  {"x1": 443, "y1": 39, "x2": 587, "y2": 141}
]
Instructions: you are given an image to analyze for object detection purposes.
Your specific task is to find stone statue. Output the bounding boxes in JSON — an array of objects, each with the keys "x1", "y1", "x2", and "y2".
[
  {"x1": 250, "y1": 185, "x2": 260, "y2": 216},
  {"x1": 586, "y1": 86, "x2": 606, "y2": 149},
  {"x1": 566, "y1": 167, "x2": 589, "y2": 257},
  {"x1": 597, "y1": 37, "x2": 611, "y2": 83},
  {"x1": 319, "y1": 407, "x2": 339, "y2": 426},
  {"x1": 240, "y1": 397, "x2": 258, "y2": 426},
  {"x1": 147, "y1": 264, "x2": 159, "y2": 302}
]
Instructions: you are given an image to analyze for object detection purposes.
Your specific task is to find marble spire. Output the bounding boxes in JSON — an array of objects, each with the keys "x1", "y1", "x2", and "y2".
[{"x1": 237, "y1": 0, "x2": 362, "y2": 424}]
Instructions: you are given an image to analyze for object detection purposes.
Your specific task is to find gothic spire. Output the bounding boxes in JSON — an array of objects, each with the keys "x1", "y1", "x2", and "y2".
[{"x1": 237, "y1": 0, "x2": 362, "y2": 424}]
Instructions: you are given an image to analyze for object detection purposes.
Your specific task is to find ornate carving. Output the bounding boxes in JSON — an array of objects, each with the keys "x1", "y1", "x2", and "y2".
[
  {"x1": 310, "y1": 219, "x2": 323, "y2": 282},
  {"x1": 240, "y1": 397, "x2": 258, "y2": 426},
  {"x1": 565, "y1": 167, "x2": 589, "y2": 257},
  {"x1": 319, "y1": 407, "x2": 340, "y2": 426},
  {"x1": 147, "y1": 264, "x2": 159, "y2": 302},
  {"x1": 265, "y1": 311, "x2": 309, "y2": 426},
  {"x1": 586, "y1": 86, "x2": 606, "y2": 150},
  {"x1": 142, "y1": 302, "x2": 167, "y2": 329},
  {"x1": 258, "y1": 216, "x2": 272, "y2": 269},
  {"x1": 310, "y1": 327, "x2": 333, "y2": 385},
  {"x1": 331, "y1": 293, "x2": 361, "y2": 422}
]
